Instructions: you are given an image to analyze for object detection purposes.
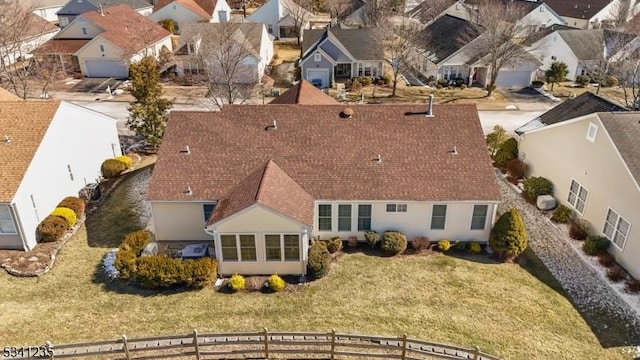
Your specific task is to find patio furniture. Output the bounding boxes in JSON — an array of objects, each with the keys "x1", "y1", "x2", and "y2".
[{"x1": 181, "y1": 244, "x2": 209, "y2": 260}]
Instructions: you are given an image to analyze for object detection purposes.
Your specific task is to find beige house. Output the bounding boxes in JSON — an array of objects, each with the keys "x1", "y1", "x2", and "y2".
[
  {"x1": 519, "y1": 112, "x2": 640, "y2": 279},
  {"x1": 146, "y1": 103, "x2": 501, "y2": 276}
]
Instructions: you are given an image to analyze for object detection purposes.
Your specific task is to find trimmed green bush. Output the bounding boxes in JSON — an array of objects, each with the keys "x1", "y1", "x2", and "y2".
[
  {"x1": 380, "y1": 231, "x2": 408, "y2": 255},
  {"x1": 57, "y1": 196, "x2": 85, "y2": 219},
  {"x1": 101, "y1": 158, "x2": 128, "y2": 178},
  {"x1": 229, "y1": 274, "x2": 245, "y2": 292},
  {"x1": 604, "y1": 75, "x2": 618, "y2": 87},
  {"x1": 438, "y1": 240, "x2": 451, "y2": 251},
  {"x1": 494, "y1": 138, "x2": 518, "y2": 166},
  {"x1": 158, "y1": 19, "x2": 175, "y2": 34},
  {"x1": 489, "y1": 208, "x2": 528, "y2": 261},
  {"x1": 134, "y1": 256, "x2": 217, "y2": 288},
  {"x1": 37, "y1": 215, "x2": 68, "y2": 243},
  {"x1": 468, "y1": 242, "x2": 482, "y2": 254},
  {"x1": 575, "y1": 75, "x2": 590, "y2": 87},
  {"x1": 551, "y1": 205, "x2": 572, "y2": 223},
  {"x1": 51, "y1": 207, "x2": 77, "y2": 228},
  {"x1": 327, "y1": 236, "x2": 343, "y2": 254},
  {"x1": 115, "y1": 230, "x2": 153, "y2": 280},
  {"x1": 364, "y1": 231, "x2": 380, "y2": 248},
  {"x1": 268, "y1": 274, "x2": 286, "y2": 292},
  {"x1": 114, "y1": 155, "x2": 133, "y2": 169},
  {"x1": 307, "y1": 241, "x2": 330, "y2": 279},
  {"x1": 582, "y1": 235, "x2": 610, "y2": 256},
  {"x1": 523, "y1": 177, "x2": 553, "y2": 199}
]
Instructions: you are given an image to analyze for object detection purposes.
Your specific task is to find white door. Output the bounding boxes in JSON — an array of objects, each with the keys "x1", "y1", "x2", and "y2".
[
  {"x1": 306, "y1": 69, "x2": 329, "y2": 88},
  {"x1": 84, "y1": 59, "x2": 128, "y2": 79},
  {"x1": 496, "y1": 70, "x2": 534, "y2": 88}
]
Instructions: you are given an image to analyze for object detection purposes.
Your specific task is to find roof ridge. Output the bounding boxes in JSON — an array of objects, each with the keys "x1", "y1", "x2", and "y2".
[{"x1": 254, "y1": 159, "x2": 274, "y2": 203}]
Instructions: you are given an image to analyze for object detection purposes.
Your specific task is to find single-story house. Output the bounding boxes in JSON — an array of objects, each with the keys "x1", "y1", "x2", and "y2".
[
  {"x1": 16, "y1": 0, "x2": 69, "y2": 23},
  {"x1": 300, "y1": 28, "x2": 384, "y2": 88},
  {"x1": 544, "y1": 0, "x2": 640, "y2": 29},
  {"x1": 519, "y1": 111, "x2": 640, "y2": 279},
  {"x1": 269, "y1": 80, "x2": 339, "y2": 104},
  {"x1": 0, "y1": 3, "x2": 59, "y2": 66},
  {"x1": 145, "y1": 103, "x2": 501, "y2": 276},
  {"x1": 149, "y1": 0, "x2": 233, "y2": 34},
  {"x1": 57, "y1": 0, "x2": 153, "y2": 27},
  {"x1": 35, "y1": 4, "x2": 172, "y2": 79},
  {"x1": 0, "y1": 100, "x2": 121, "y2": 251},
  {"x1": 247, "y1": 0, "x2": 312, "y2": 39}
]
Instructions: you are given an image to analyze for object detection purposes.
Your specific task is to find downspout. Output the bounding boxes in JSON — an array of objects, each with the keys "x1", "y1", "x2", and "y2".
[{"x1": 8, "y1": 203, "x2": 29, "y2": 251}]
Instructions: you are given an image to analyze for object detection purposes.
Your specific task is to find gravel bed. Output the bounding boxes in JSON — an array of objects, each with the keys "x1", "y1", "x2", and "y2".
[{"x1": 496, "y1": 172, "x2": 640, "y2": 346}]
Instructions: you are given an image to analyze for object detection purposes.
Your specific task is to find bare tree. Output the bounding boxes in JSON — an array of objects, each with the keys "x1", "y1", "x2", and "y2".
[
  {"x1": 377, "y1": 19, "x2": 423, "y2": 96},
  {"x1": 407, "y1": 0, "x2": 456, "y2": 25},
  {"x1": 284, "y1": 0, "x2": 313, "y2": 44},
  {"x1": 610, "y1": 46, "x2": 640, "y2": 108},
  {"x1": 609, "y1": 0, "x2": 632, "y2": 29},
  {"x1": 323, "y1": 0, "x2": 354, "y2": 21}
]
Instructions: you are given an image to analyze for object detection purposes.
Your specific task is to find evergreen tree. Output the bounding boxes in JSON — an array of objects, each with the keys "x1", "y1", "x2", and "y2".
[
  {"x1": 486, "y1": 125, "x2": 507, "y2": 156},
  {"x1": 545, "y1": 62, "x2": 569, "y2": 91},
  {"x1": 126, "y1": 56, "x2": 172, "y2": 151},
  {"x1": 489, "y1": 208, "x2": 528, "y2": 261}
]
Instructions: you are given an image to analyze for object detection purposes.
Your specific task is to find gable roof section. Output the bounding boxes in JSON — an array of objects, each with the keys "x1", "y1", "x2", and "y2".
[
  {"x1": 0, "y1": 101, "x2": 60, "y2": 202},
  {"x1": 209, "y1": 159, "x2": 315, "y2": 225},
  {"x1": 270, "y1": 80, "x2": 339, "y2": 104},
  {"x1": 80, "y1": 4, "x2": 171, "y2": 53},
  {"x1": 153, "y1": 0, "x2": 215, "y2": 17},
  {"x1": 146, "y1": 104, "x2": 501, "y2": 203},
  {"x1": 0, "y1": 3, "x2": 59, "y2": 40},
  {"x1": 58, "y1": 0, "x2": 152, "y2": 15},
  {"x1": 407, "y1": 0, "x2": 458, "y2": 23},
  {"x1": 515, "y1": 92, "x2": 626, "y2": 135},
  {"x1": 0, "y1": 88, "x2": 20, "y2": 101},
  {"x1": 177, "y1": 22, "x2": 264, "y2": 58},
  {"x1": 419, "y1": 15, "x2": 482, "y2": 64},
  {"x1": 543, "y1": 0, "x2": 611, "y2": 20},
  {"x1": 597, "y1": 112, "x2": 640, "y2": 185},
  {"x1": 303, "y1": 28, "x2": 383, "y2": 61},
  {"x1": 557, "y1": 29, "x2": 637, "y2": 61}
]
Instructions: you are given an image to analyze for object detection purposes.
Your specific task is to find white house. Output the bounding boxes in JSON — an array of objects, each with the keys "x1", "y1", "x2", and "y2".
[
  {"x1": 0, "y1": 4, "x2": 59, "y2": 66},
  {"x1": 149, "y1": 0, "x2": 233, "y2": 34},
  {"x1": 57, "y1": 0, "x2": 153, "y2": 28},
  {"x1": 544, "y1": 0, "x2": 640, "y2": 29},
  {"x1": 0, "y1": 100, "x2": 121, "y2": 251},
  {"x1": 14, "y1": 0, "x2": 69, "y2": 23},
  {"x1": 247, "y1": 0, "x2": 312, "y2": 39},
  {"x1": 519, "y1": 111, "x2": 640, "y2": 279},
  {"x1": 145, "y1": 103, "x2": 501, "y2": 276}
]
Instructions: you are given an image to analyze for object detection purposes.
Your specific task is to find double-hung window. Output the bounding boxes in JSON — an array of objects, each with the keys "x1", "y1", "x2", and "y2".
[
  {"x1": 471, "y1": 205, "x2": 488, "y2": 230},
  {"x1": 318, "y1": 204, "x2": 332, "y2": 231},
  {"x1": 203, "y1": 203, "x2": 215, "y2": 222},
  {"x1": 338, "y1": 204, "x2": 352, "y2": 231},
  {"x1": 431, "y1": 205, "x2": 447, "y2": 230},
  {"x1": 357, "y1": 204, "x2": 372, "y2": 231},
  {"x1": 603, "y1": 209, "x2": 630, "y2": 249},
  {"x1": 265, "y1": 234, "x2": 300, "y2": 261}
]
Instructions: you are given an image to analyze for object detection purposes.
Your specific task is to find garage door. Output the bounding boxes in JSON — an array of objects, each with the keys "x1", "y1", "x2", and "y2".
[
  {"x1": 306, "y1": 69, "x2": 329, "y2": 88},
  {"x1": 496, "y1": 70, "x2": 533, "y2": 88},
  {"x1": 85, "y1": 59, "x2": 128, "y2": 79}
]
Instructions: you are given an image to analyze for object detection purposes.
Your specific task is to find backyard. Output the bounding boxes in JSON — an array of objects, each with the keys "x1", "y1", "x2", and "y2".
[{"x1": 0, "y1": 169, "x2": 635, "y2": 360}]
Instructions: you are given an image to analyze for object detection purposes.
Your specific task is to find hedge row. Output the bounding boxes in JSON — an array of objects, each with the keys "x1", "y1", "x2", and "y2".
[{"x1": 36, "y1": 196, "x2": 86, "y2": 243}]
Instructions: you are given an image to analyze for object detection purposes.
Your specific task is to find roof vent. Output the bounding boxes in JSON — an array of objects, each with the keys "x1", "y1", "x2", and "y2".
[
  {"x1": 265, "y1": 120, "x2": 278, "y2": 131},
  {"x1": 426, "y1": 94, "x2": 434, "y2": 117},
  {"x1": 184, "y1": 186, "x2": 193, "y2": 196},
  {"x1": 99, "y1": 4, "x2": 104, "y2": 16},
  {"x1": 180, "y1": 145, "x2": 190, "y2": 154},
  {"x1": 373, "y1": 154, "x2": 382, "y2": 163},
  {"x1": 341, "y1": 107, "x2": 354, "y2": 118},
  {"x1": 2, "y1": 135, "x2": 10, "y2": 145},
  {"x1": 450, "y1": 146, "x2": 458, "y2": 155}
]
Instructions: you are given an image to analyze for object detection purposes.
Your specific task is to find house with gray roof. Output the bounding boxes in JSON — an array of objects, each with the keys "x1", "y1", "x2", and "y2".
[
  {"x1": 300, "y1": 28, "x2": 384, "y2": 88},
  {"x1": 519, "y1": 110, "x2": 640, "y2": 280},
  {"x1": 57, "y1": 0, "x2": 153, "y2": 27},
  {"x1": 544, "y1": 0, "x2": 640, "y2": 29}
]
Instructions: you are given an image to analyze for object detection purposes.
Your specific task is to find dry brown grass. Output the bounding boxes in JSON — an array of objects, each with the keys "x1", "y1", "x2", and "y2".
[
  {"x1": 274, "y1": 42, "x2": 301, "y2": 62},
  {"x1": 546, "y1": 82, "x2": 631, "y2": 108}
]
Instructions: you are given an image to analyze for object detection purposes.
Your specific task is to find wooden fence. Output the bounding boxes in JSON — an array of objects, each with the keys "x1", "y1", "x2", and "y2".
[{"x1": 6, "y1": 329, "x2": 503, "y2": 360}]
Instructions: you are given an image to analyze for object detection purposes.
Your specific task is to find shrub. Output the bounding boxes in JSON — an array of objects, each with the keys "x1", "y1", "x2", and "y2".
[
  {"x1": 51, "y1": 207, "x2": 77, "y2": 228},
  {"x1": 361, "y1": 76, "x2": 372, "y2": 86},
  {"x1": 454, "y1": 241, "x2": 467, "y2": 251},
  {"x1": 57, "y1": 196, "x2": 85, "y2": 219},
  {"x1": 597, "y1": 253, "x2": 616, "y2": 268},
  {"x1": 380, "y1": 231, "x2": 408, "y2": 255},
  {"x1": 382, "y1": 74, "x2": 391, "y2": 84},
  {"x1": 460, "y1": 83, "x2": 467, "y2": 89},
  {"x1": 575, "y1": 75, "x2": 590, "y2": 87},
  {"x1": 569, "y1": 219, "x2": 590, "y2": 240},
  {"x1": 268, "y1": 274, "x2": 286, "y2": 292},
  {"x1": 438, "y1": 240, "x2": 451, "y2": 251},
  {"x1": 489, "y1": 208, "x2": 528, "y2": 261},
  {"x1": 37, "y1": 215, "x2": 68, "y2": 243},
  {"x1": 327, "y1": 236, "x2": 343, "y2": 254},
  {"x1": 101, "y1": 158, "x2": 128, "y2": 178},
  {"x1": 468, "y1": 242, "x2": 482, "y2": 254},
  {"x1": 604, "y1": 75, "x2": 618, "y2": 87},
  {"x1": 307, "y1": 241, "x2": 330, "y2": 279},
  {"x1": 350, "y1": 79, "x2": 362, "y2": 92},
  {"x1": 625, "y1": 277, "x2": 640, "y2": 293},
  {"x1": 486, "y1": 125, "x2": 508, "y2": 157},
  {"x1": 551, "y1": 205, "x2": 572, "y2": 223},
  {"x1": 531, "y1": 80, "x2": 544, "y2": 88},
  {"x1": 158, "y1": 19, "x2": 175, "y2": 34},
  {"x1": 183, "y1": 258, "x2": 218, "y2": 288},
  {"x1": 523, "y1": 177, "x2": 553, "y2": 199},
  {"x1": 364, "y1": 231, "x2": 380, "y2": 248},
  {"x1": 437, "y1": 78, "x2": 448, "y2": 87},
  {"x1": 134, "y1": 256, "x2": 217, "y2": 288},
  {"x1": 583, "y1": 235, "x2": 610, "y2": 256},
  {"x1": 229, "y1": 274, "x2": 245, "y2": 292},
  {"x1": 606, "y1": 266, "x2": 626, "y2": 283},
  {"x1": 411, "y1": 237, "x2": 430, "y2": 253},
  {"x1": 494, "y1": 138, "x2": 518, "y2": 166},
  {"x1": 114, "y1": 230, "x2": 153, "y2": 279},
  {"x1": 505, "y1": 158, "x2": 528, "y2": 179},
  {"x1": 114, "y1": 155, "x2": 133, "y2": 169}
]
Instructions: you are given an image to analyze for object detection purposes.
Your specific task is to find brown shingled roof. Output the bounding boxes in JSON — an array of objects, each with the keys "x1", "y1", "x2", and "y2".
[
  {"x1": 153, "y1": 0, "x2": 213, "y2": 18},
  {"x1": 270, "y1": 80, "x2": 339, "y2": 105},
  {"x1": 0, "y1": 101, "x2": 60, "y2": 202},
  {"x1": 209, "y1": 159, "x2": 315, "y2": 225},
  {"x1": 146, "y1": 104, "x2": 501, "y2": 204}
]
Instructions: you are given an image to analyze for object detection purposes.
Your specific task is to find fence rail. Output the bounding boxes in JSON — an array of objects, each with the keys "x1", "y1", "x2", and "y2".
[{"x1": 4, "y1": 329, "x2": 503, "y2": 360}]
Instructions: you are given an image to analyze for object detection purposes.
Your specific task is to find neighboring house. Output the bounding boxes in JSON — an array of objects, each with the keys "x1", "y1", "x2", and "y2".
[
  {"x1": 56, "y1": 0, "x2": 153, "y2": 27},
  {"x1": 0, "y1": 100, "x2": 121, "y2": 251},
  {"x1": 544, "y1": 0, "x2": 640, "y2": 29},
  {"x1": 36, "y1": 4, "x2": 172, "y2": 78},
  {"x1": 269, "y1": 80, "x2": 339, "y2": 104},
  {"x1": 175, "y1": 22, "x2": 273, "y2": 82},
  {"x1": 0, "y1": 6, "x2": 59, "y2": 66},
  {"x1": 247, "y1": 0, "x2": 312, "y2": 39},
  {"x1": 145, "y1": 103, "x2": 501, "y2": 276},
  {"x1": 300, "y1": 28, "x2": 384, "y2": 88},
  {"x1": 519, "y1": 111, "x2": 640, "y2": 279},
  {"x1": 515, "y1": 91, "x2": 627, "y2": 135},
  {"x1": 149, "y1": 0, "x2": 232, "y2": 33},
  {"x1": 529, "y1": 28, "x2": 638, "y2": 81},
  {"x1": 406, "y1": 0, "x2": 467, "y2": 25},
  {"x1": 12, "y1": 0, "x2": 69, "y2": 23}
]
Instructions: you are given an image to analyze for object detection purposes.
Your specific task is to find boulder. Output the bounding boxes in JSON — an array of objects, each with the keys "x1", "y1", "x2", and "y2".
[{"x1": 536, "y1": 195, "x2": 556, "y2": 211}]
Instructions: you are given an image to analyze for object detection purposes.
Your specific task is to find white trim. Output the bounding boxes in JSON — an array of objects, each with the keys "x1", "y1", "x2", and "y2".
[
  {"x1": 567, "y1": 178, "x2": 589, "y2": 215},
  {"x1": 209, "y1": 203, "x2": 312, "y2": 229},
  {"x1": 263, "y1": 233, "x2": 301, "y2": 262},
  {"x1": 218, "y1": 232, "x2": 258, "y2": 262}
]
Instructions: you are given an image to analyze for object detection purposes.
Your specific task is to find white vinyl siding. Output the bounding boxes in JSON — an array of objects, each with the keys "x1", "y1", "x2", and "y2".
[
  {"x1": 471, "y1": 205, "x2": 488, "y2": 230},
  {"x1": 431, "y1": 205, "x2": 447, "y2": 230},
  {"x1": 603, "y1": 209, "x2": 630, "y2": 249},
  {"x1": 0, "y1": 205, "x2": 17, "y2": 234},
  {"x1": 338, "y1": 204, "x2": 352, "y2": 231},
  {"x1": 567, "y1": 179, "x2": 588, "y2": 214}
]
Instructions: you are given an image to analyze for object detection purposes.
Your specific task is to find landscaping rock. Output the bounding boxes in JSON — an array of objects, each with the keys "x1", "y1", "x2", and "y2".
[
  {"x1": 28, "y1": 256, "x2": 38, "y2": 262},
  {"x1": 536, "y1": 195, "x2": 556, "y2": 210}
]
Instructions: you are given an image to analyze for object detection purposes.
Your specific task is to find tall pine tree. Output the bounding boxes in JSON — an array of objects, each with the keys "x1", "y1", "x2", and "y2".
[{"x1": 127, "y1": 56, "x2": 172, "y2": 151}]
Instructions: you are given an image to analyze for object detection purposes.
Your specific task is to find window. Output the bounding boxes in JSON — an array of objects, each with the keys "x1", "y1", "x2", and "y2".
[
  {"x1": 265, "y1": 235, "x2": 281, "y2": 261},
  {"x1": 218, "y1": 10, "x2": 228, "y2": 22},
  {"x1": 318, "y1": 204, "x2": 332, "y2": 231},
  {"x1": 603, "y1": 209, "x2": 630, "y2": 249},
  {"x1": 586, "y1": 122, "x2": 598, "y2": 142},
  {"x1": 239, "y1": 234, "x2": 256, "y2": 261},
  {"x1": 265, "y1": 234, "x2": 300, "y2": 261},
  {"x1": 0, "y1": 205, "x2": 17, "y2": 234},
  {"x1": 220, "y1": 234, "x2": 256, "y2": 261},
  {"x1": 386, "y1": 203, "x2": 407, "y2": 212},
  {"x1": 99, "y1": 44, "x2": 105, "y2": 53},
  {"x1": 187, "y1": 43, "x2": 195, "y2": 54},
  {"x1": 338, "y1": 204, "x2": 352, "y2": 231},
  {"x1": 567, "y1": 180, "x2": 588, "y2": 214},
  {"x1": 431, "y1": 205, "x2": 447, "y2": 230},
  {"x1": 268, "y1": 24, "x2": 273, "y2": 34},
  {"x1": 203, "y1": 203, "x2": 215, "y2": 222},
  {"x1": 220, "y1": 234, "x2": 238, "y2": 261},
  {"x1": 81, "y1": 26, "x2": 87, "y2": 35},
  {"x1": 357, "y1": 204, "x2": 372, "y2": 231},
  {"x1": 283, "y1": 234, "x2": 300, "y2": 261},
  {"x1": 314, "y1": 53, "x2": 321, "y2": 62},
  {"x1": 67, "y1": 164, "x2": 74, "y2": 181},
  {"x1": 471, "y1": 205, "x2": 488, "y2": 230}
]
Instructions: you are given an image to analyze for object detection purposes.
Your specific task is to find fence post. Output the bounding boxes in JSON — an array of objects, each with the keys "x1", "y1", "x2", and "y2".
[
  {"x1": 193, "y1": 329, "x2": 201, "y2": 360},
  {"x1": 263, "y1": 327, "x2": 269, "y2": 358},
  {"x1": 401, "y1": 333, "x2": 407, "y2": 360},
  {"x1": 46, "y1": 341, "x2": 54, "y2": 360},
  {"x1": 473, "y1": 345, "x2": 480, "y2": 360},
  {"x1": 122, "y1": 335, "x2": 131, "y2": 360},
  {"x1": 330, "y1": 329, "x2": 336, "y2": 360}
]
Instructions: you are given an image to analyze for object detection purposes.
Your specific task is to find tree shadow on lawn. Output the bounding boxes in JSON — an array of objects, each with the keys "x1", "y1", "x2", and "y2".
[{"x1": 519, "y1": 248, "x2": 640, "y2": 349}]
